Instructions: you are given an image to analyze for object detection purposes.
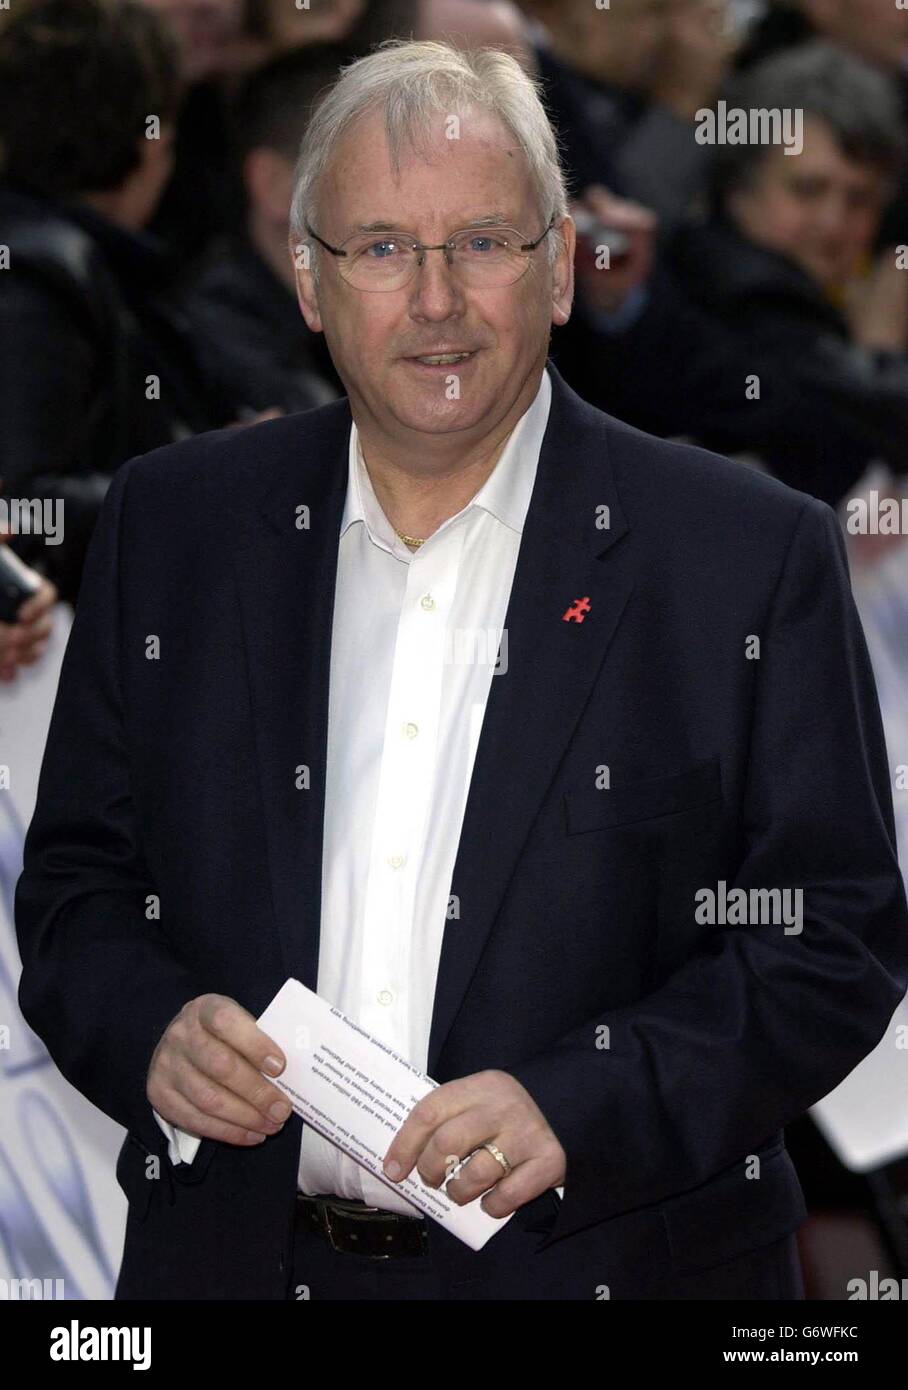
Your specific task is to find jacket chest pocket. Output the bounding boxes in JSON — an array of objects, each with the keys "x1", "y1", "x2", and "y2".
[{"x1": 564, "y1": 757, "x2": 722, "y2": 834}]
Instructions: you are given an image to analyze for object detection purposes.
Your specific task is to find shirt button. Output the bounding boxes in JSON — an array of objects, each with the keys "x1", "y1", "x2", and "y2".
[
  {"x1": 378, "y1": 990, "x2": 393, "y2": 1006},
  {"x1": 388, "y1": 853, "x2": 406, "y2": 869},
  {"x1": 420, "y1": 594, "x2": 435, "y2": 611},
  {"x1": 403, "y1": 722, "x2": 419, "y2": 739}
]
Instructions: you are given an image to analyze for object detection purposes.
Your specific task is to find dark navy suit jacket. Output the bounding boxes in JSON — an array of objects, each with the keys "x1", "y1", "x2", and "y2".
[{"x1": 15, "y1": 361, "x2": 908, "y2": 1298}]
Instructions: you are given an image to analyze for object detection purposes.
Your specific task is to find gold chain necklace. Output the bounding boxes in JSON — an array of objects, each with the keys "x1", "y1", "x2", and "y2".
[{"x1": 395, "y1": 529, "x2": 425, "y2": 549}]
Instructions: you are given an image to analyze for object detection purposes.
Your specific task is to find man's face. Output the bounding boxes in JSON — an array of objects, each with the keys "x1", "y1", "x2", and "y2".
[
  {"x1": 727, "y1": 117, "x2": 891, "y2": 287},
  {"x1": 804, "y1": 0, "x2": 908, "y2": 73},
  {"x1": 293, "y1": 105, "x2": 573, "y2": 449}
]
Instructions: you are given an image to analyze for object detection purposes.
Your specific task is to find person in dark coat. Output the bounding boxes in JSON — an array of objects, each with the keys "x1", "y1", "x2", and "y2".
[
  {"x1": 555, "y1": 41, "x2": 908, "y2": 509},
  {"x1": 0, "y1": 0, "x2": 240, "y2": 604},
  {"x1": 182, "y1": 45, "x2": 353, "y2": 412}
]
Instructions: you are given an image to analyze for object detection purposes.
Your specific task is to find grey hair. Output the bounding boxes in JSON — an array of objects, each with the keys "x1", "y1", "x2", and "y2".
[{"x1": 288, "y1": 38, "x2": 570, "y2": 284}]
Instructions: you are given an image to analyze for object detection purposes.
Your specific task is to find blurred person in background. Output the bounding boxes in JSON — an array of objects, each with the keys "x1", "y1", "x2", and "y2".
[
  {"x1": 741, "y1": 0, "x2": 908, "y2": 73},
  {"x1": 520, "y1": 0, "x2": 737, "y2": 226},
  {"x1": 253, "y1": 0, "x2": 531, "y2": 69},
  {"x1": 141, "y1": 0, "x2": 255, "y2": 267},
  {"x1": 0, "y1": 0, "x2": 242, "y2": 605},
  {"x1": 738, "y1": 0, "x2": 908, "y2": 247},
  {"x1": 556, "y1": 42, "x2": 908, "y2": 510},
  {"x1": 183, "y1": 44, "x2": 353, "y2": 411},
  {"x1": 148, "y1": 0, "x2": 532, "y2": 268},
  {"x1": 141, "y1": 0, "x2": 253, "y2": 80}
]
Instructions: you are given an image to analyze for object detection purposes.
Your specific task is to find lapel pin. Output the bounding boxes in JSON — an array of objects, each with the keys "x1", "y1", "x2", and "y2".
[{"x1": 563, "y1": 597, "x2": 591, "y2": 624}]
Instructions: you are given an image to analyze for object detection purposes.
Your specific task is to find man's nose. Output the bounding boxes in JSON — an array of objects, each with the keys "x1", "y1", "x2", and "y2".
[{"x1": 408, "y1": 248, "x2": 465, "y2": 315}]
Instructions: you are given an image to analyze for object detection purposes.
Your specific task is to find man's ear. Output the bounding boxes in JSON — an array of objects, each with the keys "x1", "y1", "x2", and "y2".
[
  {"x1": 551, "y1": 215, "x2": 575, "y2": 328},
  {"x1": 289, "y1": 234, "x2": 323, "y2": 333}
]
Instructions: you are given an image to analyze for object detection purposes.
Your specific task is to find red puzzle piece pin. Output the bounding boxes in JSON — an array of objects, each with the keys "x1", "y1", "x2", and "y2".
[{"x1": 562, "y1": 596, "x2": 591, "y2": 623}]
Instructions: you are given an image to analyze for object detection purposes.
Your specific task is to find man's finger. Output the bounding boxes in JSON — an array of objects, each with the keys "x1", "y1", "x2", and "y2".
[
  {"x1": 478, "y1": 1157, "x2": 553, "y2": 1220},
  {"x1": 149, "y1": 1086, "x2": 273, "y2": 1148},
  {"x1": 382, "y1": 1081, "x2": 471, "y2": 1180},
  {"x1": 187, "y1": 1025, "x2": 291, "y2": 1123},
  {"x1": 198, "y1": 995, "x2": 286, "y2": 1078},
  {"x1": 169, "y1": 1053, "x2": 289, "y2": 1133}
]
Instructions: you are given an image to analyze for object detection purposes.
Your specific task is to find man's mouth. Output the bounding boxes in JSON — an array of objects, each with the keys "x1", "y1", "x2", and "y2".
[{"x1": 406, "y1": 350, "x2": 478, "y2": 366}]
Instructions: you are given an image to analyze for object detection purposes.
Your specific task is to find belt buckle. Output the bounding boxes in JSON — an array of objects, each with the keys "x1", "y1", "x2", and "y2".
[
  {"x1": 322, "y1": 1200, "x2": 382, "y2": 1257},
  {"x1": 316, "y1": 1197, "x2": 429, "y2": 1258}
]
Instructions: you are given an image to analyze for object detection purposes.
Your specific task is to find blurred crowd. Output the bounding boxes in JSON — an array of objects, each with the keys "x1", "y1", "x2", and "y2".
[
  {"x1": 4, "y1": 1, "x2": 908, "y2": 596},
  {"x1": 2, "y1": 0, "x2": 908, "y2": 1293}
]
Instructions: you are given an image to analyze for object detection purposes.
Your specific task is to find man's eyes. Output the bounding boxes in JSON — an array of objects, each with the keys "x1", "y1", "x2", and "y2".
[
  {"x1": 357, "y1": 230, "x2": 513, "y2": 256},
  {"x1": 362, "y1": 239, "x2": 402, "y2": 258}
]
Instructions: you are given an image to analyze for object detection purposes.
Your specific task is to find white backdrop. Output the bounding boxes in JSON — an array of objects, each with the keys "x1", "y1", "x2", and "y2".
[{"x1": 0, "y1": 605, "x2": 126, "y2": 1300}]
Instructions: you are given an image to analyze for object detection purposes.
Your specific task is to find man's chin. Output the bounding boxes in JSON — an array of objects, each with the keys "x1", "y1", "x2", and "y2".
[
  {"x1": 388, "y1": 368, "x2": 494, "y2": 431},
  {"x1": 391, "y1": 399, "x2": 488, "y2": 435}
]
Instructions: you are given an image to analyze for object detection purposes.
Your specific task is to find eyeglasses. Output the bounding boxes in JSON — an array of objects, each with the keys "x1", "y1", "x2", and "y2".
[{"x1": 304, "y1": 216, "x2": 557, "y2": 291}]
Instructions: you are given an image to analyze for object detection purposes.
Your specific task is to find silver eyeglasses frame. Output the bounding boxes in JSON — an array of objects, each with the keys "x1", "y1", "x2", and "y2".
[{"x1": 303, "y1": 215, "x2": 557, "y2": 290}]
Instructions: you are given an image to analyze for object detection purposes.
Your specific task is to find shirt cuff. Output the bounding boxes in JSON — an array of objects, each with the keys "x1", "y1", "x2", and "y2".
[{"x1": 153, "y1": 1108, "x2": 202, "y2": 1166}]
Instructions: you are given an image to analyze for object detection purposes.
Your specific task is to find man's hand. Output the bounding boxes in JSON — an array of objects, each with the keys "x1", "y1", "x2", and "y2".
[
  {"x1": 0, "y1": 574, "x2": 57, "y2": 681},
  {"x1": 382, "y1": 1069, "x2": 566, "y2": 1218},
  {"x1": 842, "y1": 246, "x2": 908, "y2": 354},
  {"x1": 146, "y1": 993, "x2": 290, "y2": 1146}
]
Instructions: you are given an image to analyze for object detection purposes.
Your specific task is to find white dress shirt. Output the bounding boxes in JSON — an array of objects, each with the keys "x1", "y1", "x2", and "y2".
[{"x1": 154, "y1": 365, "x2": 563, "y2": 1210}]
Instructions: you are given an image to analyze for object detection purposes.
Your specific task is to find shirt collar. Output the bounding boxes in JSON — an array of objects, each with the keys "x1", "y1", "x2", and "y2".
[{"x1": 340, "y1": 365, "x2": 552, "y2": 554}]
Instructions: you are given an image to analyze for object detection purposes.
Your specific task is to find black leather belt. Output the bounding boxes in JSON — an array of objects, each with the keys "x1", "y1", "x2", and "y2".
[{"x1": 295, "y1": 1193, "x2": 430, "y2": 1258}]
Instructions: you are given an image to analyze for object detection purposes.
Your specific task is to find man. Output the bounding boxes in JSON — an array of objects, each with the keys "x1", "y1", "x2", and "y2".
[{"x1": 15, "y1": 39, "x2": 908, "y2": 1300}]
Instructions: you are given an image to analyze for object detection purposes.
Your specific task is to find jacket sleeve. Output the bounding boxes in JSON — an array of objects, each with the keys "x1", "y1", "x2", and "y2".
[
  {"x1": 508, "y1": 497, "x2": 908, "y2": 1241},
  {"x1": 14, "y1": 456, "x2": 206, "y2": 1159}
]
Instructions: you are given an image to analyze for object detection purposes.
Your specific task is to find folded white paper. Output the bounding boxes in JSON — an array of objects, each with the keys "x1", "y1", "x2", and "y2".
[{"x1": 257, "y1": 978, "x2": 514, "y2": 1250}]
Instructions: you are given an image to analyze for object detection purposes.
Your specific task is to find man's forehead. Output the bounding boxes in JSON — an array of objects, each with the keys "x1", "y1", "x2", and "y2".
[
  {"x1": 323, "y1": 110, "x2": 536, "y2": 234},
  {"x1": 330, "y1": 103, "x2": 528, "y2": 181}
]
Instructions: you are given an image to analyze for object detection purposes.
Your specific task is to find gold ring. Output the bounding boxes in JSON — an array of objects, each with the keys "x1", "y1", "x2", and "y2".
[{"x1": 482, "y1": 1142, "x2": 511, "y2": 1177}]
